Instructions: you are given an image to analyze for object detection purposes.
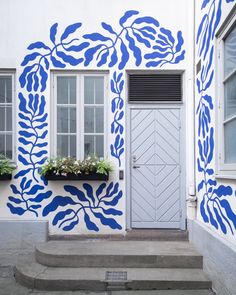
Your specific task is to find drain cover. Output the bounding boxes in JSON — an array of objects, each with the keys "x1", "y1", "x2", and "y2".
[{"x1": 105, "y1": 271, "x2": 127, "y2": 281}]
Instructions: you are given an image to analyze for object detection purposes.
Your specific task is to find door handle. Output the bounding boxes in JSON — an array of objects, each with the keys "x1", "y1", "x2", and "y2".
[{"x1": 133, "y1": 165, "x2": 140, "y2": 169}]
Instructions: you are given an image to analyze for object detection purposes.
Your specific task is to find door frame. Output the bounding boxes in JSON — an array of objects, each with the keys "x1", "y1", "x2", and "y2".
[{"x1": 126, "y1": 103, "x2": 186, "y2": 230}]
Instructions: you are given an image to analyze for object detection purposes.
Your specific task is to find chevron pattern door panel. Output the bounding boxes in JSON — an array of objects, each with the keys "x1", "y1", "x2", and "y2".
[{"x1": 131, "y1": 108, "x2": 182, "y2": 228}]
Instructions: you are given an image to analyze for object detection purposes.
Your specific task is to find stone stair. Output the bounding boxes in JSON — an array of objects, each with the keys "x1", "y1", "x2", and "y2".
[{"x1": 15, "y1": 240, "x2": 212, "y2": 292}]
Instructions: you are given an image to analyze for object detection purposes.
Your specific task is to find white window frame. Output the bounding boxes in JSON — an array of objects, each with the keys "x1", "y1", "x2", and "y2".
[
  {"x1": 216, "y1": 13, "x2": 236, "y2": 178},
  {"x1": 0, "y1": 71, "x2": 15, "y2": 162},
  {"x1": 52, "y1": 71, "x2": 108, "y2": 160}
]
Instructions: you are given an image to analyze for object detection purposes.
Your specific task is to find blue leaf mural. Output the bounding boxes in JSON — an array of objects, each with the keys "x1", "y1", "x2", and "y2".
[
  {"x1": 197, "y1": 0, "x2": 236, "y2": 235},
  {"x1": 42, "y1": 182, "x2": 123, "y2": 231}
]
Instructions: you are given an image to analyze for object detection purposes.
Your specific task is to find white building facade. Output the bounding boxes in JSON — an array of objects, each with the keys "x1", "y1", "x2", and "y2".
[{"x1": 0, "y1": 0, "x2": 235, "y2": 293}]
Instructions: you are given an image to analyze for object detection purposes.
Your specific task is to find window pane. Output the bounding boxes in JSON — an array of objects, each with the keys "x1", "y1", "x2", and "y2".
[
  {"x1": 224, "y1": 25, "x2": 236, "y2": 77},
  {"x1": 224, "y1": 119, "x2": 236, "y2": 163},
  {"x1": 84, "y1": 135, "x2": 94, "y2": 156},
  {"x1": 57, "y1": 135, "x2": 69, "y2": 157},
  {"x1": 95, "y1": 135, "x2": 104, "y2": 158},
  {"x1": 224, "y1": 72, "x2": 236, "y2": 119},
  {"x1": 57, "y1": 107, "x2": 69, "y2": 133},
  {"x1": 95, "y1": 107, "x2": 104, "y2": 133},
  {"x1": 84, "y1": 77, "x2": 94, "y2": 104},
  {"x1": 57, "y1": 76, "x2": 76, "y2": 104},
  {"x1": 0, "y1": 76, "x2": 12, "y2": 103},
  {"x1": 0, "y1": 78, "x2": 5, "y2": 103},
  {"x1": 0, "y1": 107, "x2": 5, "y2": 131},
  {"x1": 69, "y1": 108, "x2": 76, "y2": 133},
  {"x1": 6, "y1": 134, "x2": 12, "y2": 159},
  {"x1": 6, "y1": 106, "x2": 12, "y2": 131},
  {"x1": 95, "y1": 77, "x2": 104, "y2": 104},
  {"x1": 6, "y1": 77, "x2": 12, "y2": 103},
  {"x1": 70, "y1": 135, "x2": 76, "y2": 158},
  {"x1": 0, "y1": 134, "x2": 5, "y2": 156},
  {"x1": 84, "y1": 107, "x2": 94, "y2": 133}
]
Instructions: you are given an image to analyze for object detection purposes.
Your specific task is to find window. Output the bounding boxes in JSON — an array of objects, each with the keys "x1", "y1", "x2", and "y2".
[
  {"x1": 53, "y1": 73, "x2": 107, "y2": 159},
  {"x1": 0, "y1": 73, "x2": 14, "y2": 159},
  {"x1": 217, "y1": 16, "x2": 236, "y2": 175}
]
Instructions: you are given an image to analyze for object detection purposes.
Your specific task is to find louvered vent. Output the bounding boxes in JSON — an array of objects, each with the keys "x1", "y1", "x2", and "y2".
[{"x1": 128, "y1": 74, "x2": 182, "y2": 102}]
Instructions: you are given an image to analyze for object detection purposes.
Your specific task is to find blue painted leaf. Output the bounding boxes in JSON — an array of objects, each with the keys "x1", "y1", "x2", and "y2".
[
  {"x1": 203, "y1": 95, "x2": 213, "y2": 109},
  {"x1": 118, "y1": 148, "x2": 124, "y2": 157},
  {"x1": 208, "y1": 127, "x2": 214, "y2": 163},
  {"x1": 44, "y1": 57, "x2": 50, "y2": 70},
  {"x1": 57, "y1": 51, "x2": 83, "y2": 66},
  {"x1": 119, "y1": 80, "x2": 124, "y2": 93},
  {"x1": 172, "y1": 50, "x2": 185, "y2": 64},
  {"x1": 117, "y1": 73, "x2": 123, "y2": 83},
  {"x1": 125, "y1": 32, "x2": 142, "y2": 66},
  {"x1": 39, "y1": 130, "x2": 48, "y2": 139},
  {"x1": 103, "y1": 191, "x2": 123, "y2": 206},
  {"x1": 66, "y1": 42, "x2": 90, "y2": 52},
  {"x1": 196, "y1": 14, "x2": 208, "y2": 44},
  {"x1": 64, "y1": 185, "x2": 88, "y2": 202},
  {"x1": 30, "y1": 205, "x2": 41, "y2": 210},
  {"x1": 96, "y1": 183, "x2": 106, "y2": 198},
  {"x1": 220, "y1": 199, "x2": 236, "y2": 228},
  {"x1": 160, "y1": 27, "x2": 174, "y2": 44},
  {"x1": 140, "y1": 26, "x2": 157, "y2": 34},
  {"x1": 134, "y1": 17, "x2": 159, "y2": 27},
  {"x1": 18, "y1": 138, "x2": 32, "y2": 146},
  {"x1": 200, "y1": 197, "x2": 209, "y2": 223},
  {"x1": 133, "y1": 31, "x2": 151, "y2": 48},
  {"x1": 33, "y1": 113, "x2": 48, "y2": 123},
  {"x1": 19, "y1": 121, "x2": 31, "y2": 129},
  {"x1": 43, "y1": 196, "x2": 77, "y2": 216},
  {"x1": 10, "y1": 184, "x2": 20, "y2": 194},
  {"x1": 84, "y1": 44, "x2": 103, "y2": 66},
  {"x1": 50, "y1": 23, "x2": 58, "y2": 44},
  {"x1": 21, "y1": 52, "x2": 41, "y2": 66},
  {"x1": 36, "y1": 142, "x2": 48, "y2": 148},
  {"x1": 111, "y1": 99, "x2": 116, "y2": 113},
  {"x1": 175, "y1": 31, "x2": 184, "y2": 53},
  {"x1": 35, "y1": 158, "x2": 47, "y2": 165},
  {"x1": 139, "y1": 30, "x2": 155, "y2": 40},
  {"x1": 213, "y1": 206, "x2": 227, "y2": 234},
  {"x1": 152, "y1": 45, "x2": 169, "y2": 52},
  {"x1": 19, "y1": 131, "x2": 35, "y2": 138},
  {"x1": 83, "y1": 33, "x2": 111, "y2": 42},
  {"x1": 101, "y1": 22, "x2": 116, "y2": 35},
  {"x1": 63, "y1": 219, "x2": 79, "y2": 231},
  {"x1": 8, "y1": 196, "x2": 23, "y2": 204},
  {"x1": 108, "y1": 48, "x2": 118, "y2": 67},
  {"x1": 61, "y1": 23, "x2": 82, "y2": 41},
  {"x1": 198, "y1": 140, "x2": 204, "y2": 162},
  {"x1": 201, "y1": 0, "x2": 211, "y2": 9},
  {"x1": 24, "y1": 179, "x2": 33, "y2": 190},
  {"x1": 197, "y1": 158, "x2": 203, "y2": 172},
  {"x1": 7, "y1": 203, "x2": 26, "y2": 216},
  {"x1": 18, "y1": 155, "x2": 30, "y2": 166},
  {"x1": 19, "y1": 113, "x2": 31, "y2": 122},
  {"x1": 146, "y1": 60, "x2": 163, "y2": 67},
  {"x1": 18, "y1": 146, "x2": 29, "y2": 155},
  {"x1": 29, "y1": 191, "x2": 52, "y2": 203},
  {"x1": 32, "y1": 150, "x2": 48, "y2": 158},
  {"x1": 39, "y1": 66, "x2": 48, "y2": 92},
  {"x1": 97, "y1": 50, "x2": 109, "y2": 67},
  {"x1": 196, "y1": 78, "x2": 201, "y2": 93},
  {"x1": 119, "y1": 10, "x2": 139, "y2": 27},
  {"x1": 14, "y1": 168, "x2": 32, "y2": 179},
  {"x1": 92, "y1": 211, "x2": 122, "y2": 230},
  {"x1": 37, "y1": 95, "x2": 46, "y2": 116},
  {"x1": 213, "y1": 185, "x2": 232, "y2": 197},
  {"x1": 101, "y1": 208, "x2": 123, "y2": 216},
  {"x1": 53, "y1": 209, "x2": 74, "y2": 226},
  {"x1": 35, "y1": 123, "x2": 48, "y2": 130},
  {"x1": 84, "y1": 212, "x2": 99, "y2": 231},
  {"x1": 19, "y1": 65, "x2": 34, "y2": 88},
  {"x1": 33, "y1": 74, "x2": 39, "y2": 91},
  {"x1": 119, "y1": 41, "x2": 129, "y2": 70},
  {"x1": 207, "y1": 202, "x2": 218, "y2": 229},
  {"x1": 212, "y1": 0, "x2": 222, "y2": 39},
  {"x1": 206, "y1": 169, "x2": 214, "y2": 175},
  {"x1": 50, "y1": 55, "x2": 66, "y2": 68},
  {"x1": 204, "y1": 70, "x2": 214, "y2": 91},
  {"x1": 83, "y1": 183, "x2": 95, "y2": 205},
  {"x1": 144, "y1": 51, "x2": 170, "y2": 59},
  {"x1": 26, "y1": 185, "x2": 44, "y2": 195},
  {"x1": 198, "y1": 180, "x2": 205, "y2": 192},
  {"x1": 27, "y1": 42, "x2": 50, "y2": 50},
  {"x1": 208, "y1": 179, "x2": 217, "y2": 186},
  {"x1": 203, "y1": 3, "x2": 215, "y2": 60}
]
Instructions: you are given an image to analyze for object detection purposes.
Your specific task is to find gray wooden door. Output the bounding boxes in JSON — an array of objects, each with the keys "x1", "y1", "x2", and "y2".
[{"x1": 130, "y1": 108, "x2": 184, "y2": 229}]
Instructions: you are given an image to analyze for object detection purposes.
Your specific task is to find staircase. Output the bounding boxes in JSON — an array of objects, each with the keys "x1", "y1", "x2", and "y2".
[{"x1": 15, "y1": 236, "x2": 213, "y2": 293}]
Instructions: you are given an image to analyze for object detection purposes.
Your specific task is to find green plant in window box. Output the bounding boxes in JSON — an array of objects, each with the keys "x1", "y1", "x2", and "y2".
[
  {"x1": 40, "y1": 156, "x2": 113, "y2": 181},
  {"x1": 0, "y1": 155, "x2": 16, "y2": 180}
]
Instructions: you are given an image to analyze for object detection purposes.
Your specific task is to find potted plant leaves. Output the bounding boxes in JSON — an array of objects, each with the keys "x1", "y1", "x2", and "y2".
[
  {"x1": 40, "y1": 156, "x2": 113, "y2": 181},
  {"x1": 0, "y1": 155, "x2": 16, "y2": 180}
]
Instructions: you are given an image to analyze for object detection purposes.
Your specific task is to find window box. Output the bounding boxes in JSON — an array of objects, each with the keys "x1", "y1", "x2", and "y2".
[
  {"x1": 0, "y1": 173, "x2": 12, "y2": 180},
  {"x1": 44, "y1": 171, "x2": 109, "y2": 181}
]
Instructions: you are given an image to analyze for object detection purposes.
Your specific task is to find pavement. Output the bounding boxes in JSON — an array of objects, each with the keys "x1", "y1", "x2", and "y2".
[{"x1": 0, "y1": 265, "x2": 215, "y2": 295}]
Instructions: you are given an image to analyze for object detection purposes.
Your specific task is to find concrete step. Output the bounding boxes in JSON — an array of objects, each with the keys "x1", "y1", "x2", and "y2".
[
  {"x1": 27, "y1": 292, "x2": 215, "y2": 295},
  {"x1": 15, "y1": 256, "x2": 211, "y2": 291},
  {"x1": 36, "y1": 241, "x2": 202, "y2": 268},
  {"x1": 49, "y1": 230, "x2": 188, "y2": 241}
]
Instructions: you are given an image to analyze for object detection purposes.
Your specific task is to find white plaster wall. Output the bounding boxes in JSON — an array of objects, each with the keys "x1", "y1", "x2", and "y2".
[{"x1": 0, "y1": 0, "x2": 193, "y2": 235}]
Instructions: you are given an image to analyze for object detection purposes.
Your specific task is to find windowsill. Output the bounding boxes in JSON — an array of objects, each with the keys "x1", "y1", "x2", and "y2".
[{"x1": 215, "y1": 173, "x2": 236, "y2": 180}]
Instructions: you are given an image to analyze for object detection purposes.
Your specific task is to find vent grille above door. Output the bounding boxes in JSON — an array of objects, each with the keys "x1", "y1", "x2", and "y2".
[{"x1": 128, "y1": 74, "x2": 182, "y2": 102}]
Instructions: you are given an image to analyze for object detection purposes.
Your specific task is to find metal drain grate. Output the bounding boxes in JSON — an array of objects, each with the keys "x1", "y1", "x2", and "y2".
[{"x1": 105, "y1": 271, "x2": 127, "y2": 281}]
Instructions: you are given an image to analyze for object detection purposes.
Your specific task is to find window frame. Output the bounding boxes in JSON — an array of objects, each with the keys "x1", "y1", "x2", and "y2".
[
  {"x1": 0, "y1": 71, "x2": 15, "y2": 162},
  {"x1": 52, "y1": 71, "x2": 108, "y2": 160},
  {"x1": 216, "y1": 13, "x2": 236, "y2": 177}
]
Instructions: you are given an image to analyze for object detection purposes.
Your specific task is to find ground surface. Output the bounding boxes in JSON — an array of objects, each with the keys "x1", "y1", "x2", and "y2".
[{"x1": 0, "y1": 266, "x2": 215, "y2": 295}]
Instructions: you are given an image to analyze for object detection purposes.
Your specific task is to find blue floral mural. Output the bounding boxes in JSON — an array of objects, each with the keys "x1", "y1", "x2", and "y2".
[
  {"x1": 7, "y1": 10, "x2": 186, "y2": 231},
  {"x1": 43, "y1": 182, "x2": 123, "y2": 231},
  {"x1": 197, "y1": 0, "x2": 236, "y2": 234}
]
